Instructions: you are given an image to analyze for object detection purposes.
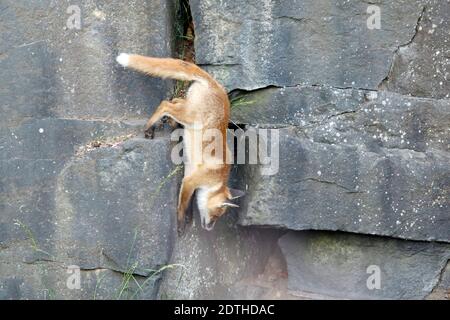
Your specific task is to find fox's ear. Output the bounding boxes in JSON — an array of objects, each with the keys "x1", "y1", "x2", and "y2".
[
  {"x1": 229, "y1": 188, "x2": 245, "y2": 200},
  {"x1": 220, "y1": 202, "x2": 239, "y2": 208}
]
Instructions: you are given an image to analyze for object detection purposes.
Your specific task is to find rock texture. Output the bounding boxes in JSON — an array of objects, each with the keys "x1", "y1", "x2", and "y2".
[
  {"x1": 279, "y1": 231, "x2": 450, "y2": 299},
  {"x1": 54, "y1": 137, "x2": 179, "y2": 278},
  {"x1": 191, "y1": 0, "x2": 427, "y2": 91},
  {"x1": 235, "y1": 90, "x2": 450, "y2": 243},
  {"x1": 1, "y1": 136, "x2": 181, "y2": 299},
  {"x1": 383, "y1": 1, "x2": 450, "y2": 99},
  {"x1": 0, "y1": 0, "x2": 174, "y2": 125},
  {"x1": 428, "y1": 261, "x2": 450, "y2": 300},
  {"x1": 158, "y1": 201, "x2": 280, "y2": 299},
  {"x1": 0, "y1": 0, "x2": 178, "y2": 299},
  {"x1": 192, "y1": 0, "x2": 450, "y2": 299}
]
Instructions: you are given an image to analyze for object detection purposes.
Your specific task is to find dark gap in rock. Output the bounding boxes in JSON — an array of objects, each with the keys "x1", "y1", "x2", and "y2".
[
  {"x1": 173, "y1": 0, "x2": 195, "y2": 98},
  {"x1": 227, "y1": 122, "x2": 248, "y2": 167},
  {"x1": 228, "y1": 121, "x2": 247, "y2": 131},
  {"x1": 229, "y1": 86, "x2": 279, "y2": 99},
  {"x1": 163, "y1": 0, "x2": 196, "y2": 155}
]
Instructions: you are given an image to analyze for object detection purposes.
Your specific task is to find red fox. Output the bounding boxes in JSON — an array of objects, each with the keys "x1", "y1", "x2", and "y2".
[{"x1": 116, "y1": 53, "x2": 244, "y2": 232}]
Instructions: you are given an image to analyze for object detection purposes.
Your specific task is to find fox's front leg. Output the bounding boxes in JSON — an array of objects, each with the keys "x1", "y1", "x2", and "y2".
[
  {"x1": 144, "y1": 98, "x2": 191, "y2": 138},
  {"x1": 177, "y1": 175, "x2": 198, "y2": 235}
]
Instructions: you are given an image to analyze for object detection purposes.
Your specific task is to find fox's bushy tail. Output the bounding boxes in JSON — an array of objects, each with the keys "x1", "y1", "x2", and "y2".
[{"x1": 116, "y1": 53, "x2": 213, "y2": 84}]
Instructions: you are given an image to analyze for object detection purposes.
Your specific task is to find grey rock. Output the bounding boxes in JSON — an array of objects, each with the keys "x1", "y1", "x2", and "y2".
[
  {"x1": 0, "y1": 119, "x2": 144, "y2": 250},
  {"x1": 0, "y1": 0, "x2": 179, "y2": 299},
  {"x1": 235, "y1": 88, "x2": 450, "y2": 242},
  {"x1": 427, "y1": 260, "x2": 450, "y2": 299},
  {"x1": 383, "y1": 1, "x2": 450, "y2": 99},
  {"x1": 232, "y1": 88, "x2": 449, "y2": 152},
  {"x1": 191, "y1": 0, "x2": 426, "y2": 91},
  {"x1": 0, "y1": 260, "x2": 152, "y2": 300},
  {"x1": 1, "y1": 137, "x2": 181, "y2": 299},
  {"x1": 278, "y1": 231, "x2": 450, "y2": 299},
  {"x1": 238, "y1": 125, "x2": 450, "y2": 242},
  {"x1": 53, "y1": 137, "x2": 180, "y2": 275},
  {"x1": 158, "y1": 187, "x2": 280, "y2": 299},
  {"x1": 231, "y1": 85, "x2": 367, "y2": 127},
  {"x1": 0, "y1": 118, "x2": 144, "y2": 162},
  {"x1": 0, "y1": 0, "x2": 174, "y2": 126}
]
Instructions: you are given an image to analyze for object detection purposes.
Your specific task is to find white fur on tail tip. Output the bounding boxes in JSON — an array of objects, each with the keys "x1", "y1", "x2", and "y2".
[{"x1": 116, "y1": 53, "x2": 129, "y2": 67}]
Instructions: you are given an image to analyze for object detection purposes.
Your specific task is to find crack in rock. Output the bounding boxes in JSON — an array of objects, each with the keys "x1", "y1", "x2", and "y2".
[
  {"x1": 379, "y1": 5, "x2": 427, "y2": 89},
  {"x1": 294, "y1": 177, "x2": 365, "y2": 194}
]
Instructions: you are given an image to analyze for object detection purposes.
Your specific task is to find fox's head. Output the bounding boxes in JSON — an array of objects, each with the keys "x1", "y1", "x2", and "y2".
[{"x1": 198, "y1": 187, "x2": 245, "y2": 231}]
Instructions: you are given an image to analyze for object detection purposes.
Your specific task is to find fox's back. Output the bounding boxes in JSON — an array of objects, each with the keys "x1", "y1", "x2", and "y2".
[{"x1": 186, "y1": 79, "x2": 229, "y2": 129}]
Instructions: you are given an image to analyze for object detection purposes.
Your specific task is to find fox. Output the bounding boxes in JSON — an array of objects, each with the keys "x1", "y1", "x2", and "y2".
[{"x1": 116, "y1": 53, "x2": 244, "y2": 232}]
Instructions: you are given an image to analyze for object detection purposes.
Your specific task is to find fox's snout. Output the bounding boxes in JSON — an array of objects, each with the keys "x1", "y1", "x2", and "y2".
[{"x1": 201, "y1": 218, "x2": 216, "y2": 231}]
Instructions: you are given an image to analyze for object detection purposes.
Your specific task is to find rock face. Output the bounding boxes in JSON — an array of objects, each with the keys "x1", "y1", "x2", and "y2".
[
  {"x1": 279, "y1": 231, "x2": 450, "y2": 299},
  {"x1": 54, "y1": 137, "x2": 179, "y2": 280},
  {"x1": 0, "y1": 0, "x2": 178, "y2": 299},
  {"x1": 383, "y1": 1, "x2": 450, "y2": 99},
  {"x1": 158, "y1": 203, "x2": 280, "y2": 299},
  {"x1": 1, "y1": 0, "x2": 449, "y2": 300},
  {"x1": 190, "y1": 0, "x2": 450, "y2": 299},
  {"x1": 1, "y1": 136, "x2": 182, "y2": 299},
  {"x1": 0, "y1": 0, "x2": 174, "y2": 126},
  {"x1": 428, "y1": 261, "x2": 450, "y2": 300},
  {"x1": 235, "y1": 89, "x2": 450, "y2": 243},
  {"x1": 191, "y1": 0, "x2": 427, "y2": 91}
]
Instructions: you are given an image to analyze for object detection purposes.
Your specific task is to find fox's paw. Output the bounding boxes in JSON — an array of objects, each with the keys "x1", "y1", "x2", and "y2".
[
  {"x1": 144, "y1": 125, "x2": 155, "y2": 139},
  {"x1": 116, "y1": 53, "x2": 130, "y2": 67}
]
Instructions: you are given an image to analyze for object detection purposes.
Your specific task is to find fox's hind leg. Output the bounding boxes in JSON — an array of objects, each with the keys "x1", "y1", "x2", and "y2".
[
  {"x1": 161, "y1": 98, "x2": 186, "y2": 127},
  {"x1": 144, "y1": 98, "x2": 194, "y2": 138}
]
